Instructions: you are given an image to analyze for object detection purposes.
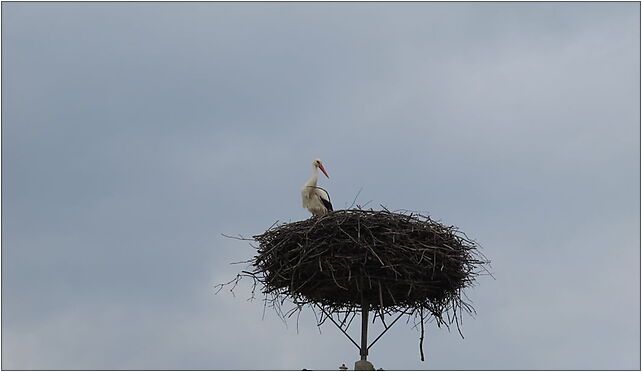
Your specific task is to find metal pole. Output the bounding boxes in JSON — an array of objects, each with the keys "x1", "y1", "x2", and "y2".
[
  {"x1": 360, "y1": 298, "x2": 368, "y2": 361},
  {"x1": 355, "y1": 290, "x2": 375, "y2": 371}
]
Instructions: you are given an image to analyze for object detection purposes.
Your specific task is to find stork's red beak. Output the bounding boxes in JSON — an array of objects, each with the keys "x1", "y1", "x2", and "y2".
[{"x1": 319, "y1": 164, "x2": 329, "y2": 178}]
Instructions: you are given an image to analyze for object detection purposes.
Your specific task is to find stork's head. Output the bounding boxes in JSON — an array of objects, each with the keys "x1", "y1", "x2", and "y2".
[{"x1": 313, "y1": 158, "x2": 329, "y2": 178}]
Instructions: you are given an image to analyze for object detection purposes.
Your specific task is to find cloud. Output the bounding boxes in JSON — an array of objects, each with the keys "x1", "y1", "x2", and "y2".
[{"x1": 2, "y1": 2, "x2": 639, "y2": 369}]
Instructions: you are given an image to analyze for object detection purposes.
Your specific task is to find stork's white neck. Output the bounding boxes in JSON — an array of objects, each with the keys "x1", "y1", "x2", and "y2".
[{"x1": 305, "y1": 165, "x2": 319, "y2": 187}]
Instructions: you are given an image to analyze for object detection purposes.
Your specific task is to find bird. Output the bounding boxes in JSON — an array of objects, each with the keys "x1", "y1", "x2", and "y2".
[{"x1": 301, "y1": 158, "x2": 333, "y2": 216}]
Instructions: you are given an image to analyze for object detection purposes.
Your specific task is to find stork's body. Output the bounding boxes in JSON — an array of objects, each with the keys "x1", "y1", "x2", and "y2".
[{"x1": 301, "y1": 159, "x2": 333, "y2": 216}]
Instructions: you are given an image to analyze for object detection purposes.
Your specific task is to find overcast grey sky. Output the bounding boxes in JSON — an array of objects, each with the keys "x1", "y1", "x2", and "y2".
[{"x1": 2, "y1": 2, "x2": 640, "y2": 370}]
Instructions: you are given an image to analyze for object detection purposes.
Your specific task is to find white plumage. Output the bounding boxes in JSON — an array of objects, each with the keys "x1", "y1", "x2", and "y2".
[{"x1": 301, "y1": 158, "x2": 333, "y2": 216}]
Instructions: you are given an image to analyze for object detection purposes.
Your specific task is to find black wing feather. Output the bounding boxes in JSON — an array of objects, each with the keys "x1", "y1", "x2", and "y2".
[
  {"x1": 314, "y1": 186, "x2": 333, "y2": 212},
  {"x1": 320, "y1": 195, "x2": 333, "y2": 211}
]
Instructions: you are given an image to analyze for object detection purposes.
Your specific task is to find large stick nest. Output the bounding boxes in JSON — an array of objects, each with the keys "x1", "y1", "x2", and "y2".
[{"x1": 238, "y1": 208, "x2": 489, "y2": 326}]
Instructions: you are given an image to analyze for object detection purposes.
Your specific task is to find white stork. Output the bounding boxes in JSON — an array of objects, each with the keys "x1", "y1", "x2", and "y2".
[{"x1": 301, "y1": 158, "x2": 333, "y2": 216}]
